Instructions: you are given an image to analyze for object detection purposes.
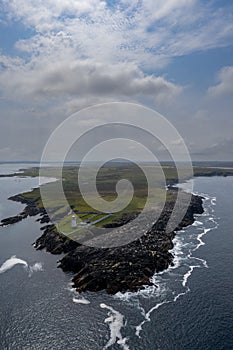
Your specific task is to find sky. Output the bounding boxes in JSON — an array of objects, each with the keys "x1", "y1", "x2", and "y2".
[{"x1": 0, "y1": 0, "x2": 233, "y2": 161}]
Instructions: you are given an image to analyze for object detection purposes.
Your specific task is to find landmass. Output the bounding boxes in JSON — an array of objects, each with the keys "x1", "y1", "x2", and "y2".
[{"x1": 1, "y1": 163, "x2": 232, "y2": 294}]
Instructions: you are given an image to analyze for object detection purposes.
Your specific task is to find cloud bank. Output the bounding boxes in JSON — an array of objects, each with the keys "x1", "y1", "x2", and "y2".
[{"x1": 0, "y1": 0, "x2": 232, "y2": 160}]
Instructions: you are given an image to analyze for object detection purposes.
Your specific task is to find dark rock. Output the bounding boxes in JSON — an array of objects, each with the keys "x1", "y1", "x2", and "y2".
[
  {"x1": 34, "y1": 224, "x2": 80, "y2": 254},
  {"x1": 0, "y1": 194, "x2": 44, "y2": 227},
  {"x1": 1, "y1": 215, "x2": 23, "y2": 226}
]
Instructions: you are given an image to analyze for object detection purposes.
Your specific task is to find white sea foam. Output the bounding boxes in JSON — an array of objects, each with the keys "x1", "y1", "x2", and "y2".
[
  {"x1": 67, "y1": 283, "x2": 91, "y2": 305},
  {"x1": 115, "y1": 236, "x2": 187, "y2": 303},
  {"x1": 66, "y1": 282, "x2": 76, "y2": 293},
  {"x1": 193, "y1": 228, "x2": 212, "y2": 251},
  {"x1": 193, "y1": 256, "x2": 208, "y2": 268},
  {"x1": 100, "y1": 303, "x2": 130, "y2": 350},
  {"x1": 211, "y1": 197, "x2": 216, "y2": 205},
  {"x1": 182, "y1": 265, "x2": 199, "y2": 287},
  {"x1": 0, "y1": 256, "x2": 28, "y2": 274},
  {"x1": 192, "y1": 220, "x2": 203, "y2": 226},
  {"x1": 135, "y1": 300, "x2": 172, "y2": 338},
  {"x1": 209, "y1": 217, "x2": 216, "y2": 223},
  {"x1": 73, "y1": 297, "x2": 90, "y2": 305},
  {"x1": 170, "y1": 236, "x2": 187, "y2": 269},
  {"x1": 28, "y1": 262, "x2": 43, "y2": 277},
  {"x1": 0, "y1": 256, "x2": 43, "y2": 276}
]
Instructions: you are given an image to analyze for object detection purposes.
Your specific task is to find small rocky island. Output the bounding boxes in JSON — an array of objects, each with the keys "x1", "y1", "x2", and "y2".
[{"x1": 1, "y1": 187, "x2": 204, "y2": 294}]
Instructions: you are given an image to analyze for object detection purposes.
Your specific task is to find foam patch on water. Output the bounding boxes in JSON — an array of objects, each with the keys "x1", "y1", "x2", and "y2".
[
  {"x1": 135, "y1": 299, "x2": 171, "y2": 338},
  {"x1": 100, "y1": 303, "x2": 130, "y2": 350},
  {"x1": 193, "y1": 228, "x2": 212, "y2": 252},
  {"x1": 0, "y1": 256, "x2": 28, "y2": 274},
  {"x1": 211, "y1": 197, "x2": 216, "y2": 205},
  {"x1": 73, "y1": 297, "x2": 90, "y2": 305},
  {"x1": 192, "y1": 220, "x2": 203, "y2": 226},
  {"x1": 0, "y1": 256, "x2": 43, "y2": 277},
  {"x1": 182, "y1": 265, "x2": 199, "y2": 287},
  {"x1": 66, "y1": 283, "x2": 91, "y2": 305},
  {"x1": 28, "y1": 262, "x2": 43, "y2": 277}
]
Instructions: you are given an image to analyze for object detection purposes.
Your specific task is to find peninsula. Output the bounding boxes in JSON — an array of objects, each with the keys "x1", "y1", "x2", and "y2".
[{"x1": 1, "y1": 163, "x2": 233, "y2": 294}]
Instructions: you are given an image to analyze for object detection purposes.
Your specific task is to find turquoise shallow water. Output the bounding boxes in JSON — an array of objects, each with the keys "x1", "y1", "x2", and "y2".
[{"x1": 0, "y1": 165, "x2": 233, "y2": 350}]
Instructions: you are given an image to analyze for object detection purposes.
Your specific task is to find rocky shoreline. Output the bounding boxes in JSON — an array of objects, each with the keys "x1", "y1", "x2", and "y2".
[
  {"x1": 0, "y1": 194, "x2": 44, "y2": 226},
  {"x1": 1, "y1": 189, "x2": 204, "y2": 294}
]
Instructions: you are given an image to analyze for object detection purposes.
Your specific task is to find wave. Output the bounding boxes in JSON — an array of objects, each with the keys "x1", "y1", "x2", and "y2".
[
  {"x1": 0, "y1": 256, "x2": 43, "y2": 276},
  {"x1": 100, "y1": 303, "x2": 130, "y2": 350}
]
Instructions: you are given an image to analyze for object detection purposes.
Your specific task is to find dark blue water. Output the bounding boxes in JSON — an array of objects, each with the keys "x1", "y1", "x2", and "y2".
[{"x1": 0, "y1": 166, "x2": 233, "y2": 350}]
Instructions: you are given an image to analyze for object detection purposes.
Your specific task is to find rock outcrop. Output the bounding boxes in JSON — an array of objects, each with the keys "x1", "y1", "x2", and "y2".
[{"x1": 0, "y1": 194, "x2": 44, "y2": 226}]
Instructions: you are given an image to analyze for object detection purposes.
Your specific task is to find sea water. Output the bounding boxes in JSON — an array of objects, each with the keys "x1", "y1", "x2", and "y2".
[{"x1": 0, "y1": 165, "x2": 233, "y2": 350}]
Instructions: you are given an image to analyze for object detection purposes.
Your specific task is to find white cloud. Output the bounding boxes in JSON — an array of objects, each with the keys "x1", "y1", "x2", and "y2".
[
  {"x1": 0, "y1": 59, "x2": 181, "y2": 104},
  {"x1": 2, "y1": 0, "x2": 233, "y2": 69},
  {"x1": 208, "y1": 66, "x2": 233, "y2": 97},
  {"x1": 0, "y1": 0, "x2": 231, "y2": 107},
  {"x1": 142, "y1": 0, "x2": 196, "y2": 22},
  {"x1": 3, "y1": 0, "x2": 106, "y2": 31},
  {"x1": 0, "y1": 54, "x2": 23, "y2": 70}
]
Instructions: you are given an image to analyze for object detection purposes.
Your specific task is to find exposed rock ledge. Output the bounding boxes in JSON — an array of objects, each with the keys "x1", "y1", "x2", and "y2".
[{"x1": 0, "y1": 194, "x2": 44, "y2": 226}]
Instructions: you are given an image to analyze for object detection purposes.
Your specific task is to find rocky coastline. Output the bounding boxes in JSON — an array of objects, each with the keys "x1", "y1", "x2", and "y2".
[
  {"x1": 1, "y1": 189, "x2": 204, "y2": 295},
  {"x1": 0, "y1": 194, "x2": 44, "y2": 226}
]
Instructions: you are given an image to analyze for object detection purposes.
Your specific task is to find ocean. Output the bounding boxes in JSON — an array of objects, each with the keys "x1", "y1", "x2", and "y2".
[{"x1": 0, "y1": 164, "x2": 233, "y2": 350}]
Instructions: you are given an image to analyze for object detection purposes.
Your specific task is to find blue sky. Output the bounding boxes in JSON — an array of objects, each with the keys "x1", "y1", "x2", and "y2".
[
  {"x1": 0, "y1": 0, "x2": 233, "y2": 160},
  {"x1": 165, "y1": 46, "x2": 233, "y2": 90},
  {"x1": 0, "y1": 21, "x2": 34, "y2": 56}
]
